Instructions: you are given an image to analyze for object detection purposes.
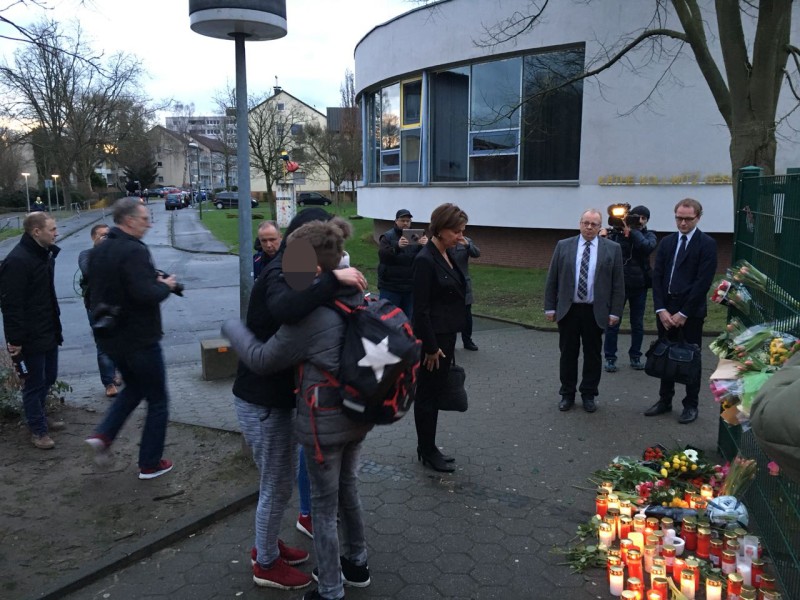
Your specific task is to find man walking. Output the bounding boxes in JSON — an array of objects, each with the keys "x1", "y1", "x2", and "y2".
[
  {"x1": 79, "y1": 223, "x2": 120, "y2": 398},
  {"x1": 378, "y1": 209, "x2": 427, "y2": 318},
  {"x1": 0, "y1": 212, "x2": 63, "y2": 449},
  {"x1": 646, "y1": 198, "x2": 717, "y2": 424},
  {"x1": 84, "y1": 197, "x2": 179, "y2": 479},
  {"x1": 545, "y1": 209, "x2": 625, "y2": 413}
]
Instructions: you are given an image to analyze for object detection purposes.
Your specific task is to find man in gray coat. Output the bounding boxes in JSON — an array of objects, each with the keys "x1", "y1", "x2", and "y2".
[{"x1": 544, "y1": 209, "x2": 625, "y2": 413}]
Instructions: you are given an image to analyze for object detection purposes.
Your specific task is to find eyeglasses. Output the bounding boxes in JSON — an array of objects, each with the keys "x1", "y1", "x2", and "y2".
[
  {"x1": 581, "y1": 221, "x2": 601, "y2": 228},
  {"x1": 674, "y1": 216, "x2": 697, "y2": 223}
]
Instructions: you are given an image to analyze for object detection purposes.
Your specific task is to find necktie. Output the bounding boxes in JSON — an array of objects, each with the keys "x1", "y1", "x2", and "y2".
[
  {"x1": 669, "y1": 234, "x2": 688, "y2": 293},
  {"x1": 577, "y1": 240, "x2": 590, "y2": 301}
]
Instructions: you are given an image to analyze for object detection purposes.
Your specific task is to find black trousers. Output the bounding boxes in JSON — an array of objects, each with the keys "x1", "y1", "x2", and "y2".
[
  {"x1": 656, "y1": 303, "x2": 704, "y2": 408},
  {"x1": 415, "y1": 332, "x2": 457, "y2": 453},
  {"x1": 461, "y1": 304, "x2": 474, "y2": 343},
  {"x1": 557, "y1": 303, "x2": 603, "y2": 398}
]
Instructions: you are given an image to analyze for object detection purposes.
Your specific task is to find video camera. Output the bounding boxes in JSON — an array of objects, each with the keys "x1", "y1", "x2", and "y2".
[
  {"x1": 156, "y1": 270, "x2": 185, "y2": 296},
  {"x1": 607, "y1": 203, "x2": 642, "y2": 230}
]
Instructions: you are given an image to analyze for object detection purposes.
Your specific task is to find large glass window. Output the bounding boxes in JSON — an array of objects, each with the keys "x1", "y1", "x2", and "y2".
[
  {"x1": 521, "y1": 47, "x2": 584, "y2": 181},
  {"x1": 380, "y1": 84, "x2": 401, "y2": 182},
  {"x1": 431, "y1": 67, "x2": 469, "y2": 182}
]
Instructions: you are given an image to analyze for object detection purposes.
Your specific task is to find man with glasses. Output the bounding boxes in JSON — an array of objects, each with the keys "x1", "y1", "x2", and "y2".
[
  {"x1": 646, "y1": 198, "x2": 717, "y2": 424},
  {"x1": 84, "y1": 197, "x2": 180, "y2": 479},
  {"x1": 545, "y1": 209, "x2": 625, "y2": 413}
]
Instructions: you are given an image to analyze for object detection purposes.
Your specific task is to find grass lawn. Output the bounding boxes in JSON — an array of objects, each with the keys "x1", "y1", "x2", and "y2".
[{"x1": 199, "y1": 202, "x2": 728, "y2": 334}]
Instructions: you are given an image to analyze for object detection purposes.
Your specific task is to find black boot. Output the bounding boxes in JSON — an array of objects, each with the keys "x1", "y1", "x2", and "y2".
[
  {"x1": 644, "y1": 400, "x2": 672, "y2": 416},
  {"x1": 417, "y1": 447, "x2": 455, "y2": 472}
]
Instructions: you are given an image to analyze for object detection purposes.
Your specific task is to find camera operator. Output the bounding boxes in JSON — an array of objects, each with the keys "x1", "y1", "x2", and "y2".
[
  {"x1": 599, "y1": 205, "x2": 656, "y2": 372},
  {"x1": 84, "y1": 197, "x2": 180, "y2": 480}
]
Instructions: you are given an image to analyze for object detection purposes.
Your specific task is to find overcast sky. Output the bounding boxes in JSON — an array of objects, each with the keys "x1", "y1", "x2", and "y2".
[{"x1": 0, "y1": 0, "x2": 413, "y2": 120}]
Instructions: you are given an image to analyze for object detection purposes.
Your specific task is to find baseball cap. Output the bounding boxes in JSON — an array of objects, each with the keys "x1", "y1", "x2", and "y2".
[{"x1": 396, "y1": 209, "x2": 412, "y2": 219}]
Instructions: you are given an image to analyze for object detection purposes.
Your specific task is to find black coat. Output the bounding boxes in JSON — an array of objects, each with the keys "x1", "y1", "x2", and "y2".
[
  {"x1": 378, "y1": 226, "x2": 424, "y2": 293},
  {"x1": 0, "y1": 233, "x2": 62, "y2": 353},
  {"x1": 652, "y1": 229, "x2": 717, "y2": 319},
  {"x1": 412, "y1": 240, "x2": 467, "y2": 355},
  {"x1": 605, "y1": 227, "x2": 657, "y2": 291},
  {"x1": 87, "y1": 227, "x2": 171, "y2": 354}
]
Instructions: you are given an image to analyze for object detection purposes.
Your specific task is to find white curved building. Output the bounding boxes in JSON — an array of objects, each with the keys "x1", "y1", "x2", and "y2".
[{"x1": 354, "y1": 0, "x2": 800, "y2": 267}]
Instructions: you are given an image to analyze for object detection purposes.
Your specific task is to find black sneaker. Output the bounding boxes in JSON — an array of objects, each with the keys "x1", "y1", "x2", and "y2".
[
  {"x1": 312, "y1": 556, "x2": 371, "y2": 588},
  {"x1": 630, "y1": 357, "x2": 645, "y2": 370},
  {"x1": 604, "y1": 358, "x2": 618, "y2": 373}
]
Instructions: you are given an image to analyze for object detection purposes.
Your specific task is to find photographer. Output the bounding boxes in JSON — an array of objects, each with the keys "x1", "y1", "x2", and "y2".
[
  {"x1": 84, "y1": 197, "x2": 180, "y2": 480},
  {"x1": 600, "y1": 205, "x2": 657, "y2": 372}
]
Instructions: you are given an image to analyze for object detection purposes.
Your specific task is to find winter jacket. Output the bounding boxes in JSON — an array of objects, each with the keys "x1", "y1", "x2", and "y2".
[
  {"x1": 223, "y1": 287, "x2": 373, "y2": 454},
  {"x1": 605, "y1": 227, "x2": 657, "y2": 291},
  {"x1": 378, "y1": 226, "x2": 424, "y2": 293},
  {"x1": 0, "y1": 233, "x2": 62, "y2": 353},
  {"x1": 87, "y1": 227, "x2": 171, "y2": 354}
]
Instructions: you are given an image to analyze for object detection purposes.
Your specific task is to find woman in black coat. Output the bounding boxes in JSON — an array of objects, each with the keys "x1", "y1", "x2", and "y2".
[{"x1": 412, "y1": 203, "x2": 468, "y2": 472}]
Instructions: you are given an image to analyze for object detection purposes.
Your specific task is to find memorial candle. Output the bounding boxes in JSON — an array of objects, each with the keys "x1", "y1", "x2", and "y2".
[
  {"x1": 728, "y1": 572, "x2": 744, "y2": 600},
  {"x1": 709, "y1": 539, "x2": 723, "y2": 568},
  {"x1": 650, "y1": 562, "x2": 666, "y2": 587},
  {"x1": 682, "y1": 521, "x2": 697, "y2": 551},
  {"x1": 700, "y1": 483, "x2": 714, "y2": 499},
  {"x1": 596, "y1": 494, "x2": 609, "y2": 518},
  {"x1": 696, "y1": 527, "x2": 711, "y2": 559},
  {"x1": 705, "y1": 576, "x2": 723, "y2": 600},
  {"x1": 680, "y1": 570, "x2": 696, "y2": 600},
  {"x1": 646, "y1": 590, "x2": 662, "y2": 600},
  {"x1": 672, "y1": 556, "x2": 685, "y2": 585},
  {"x1": 633, "y1": 514, "x2": 647, "y2": 533},
  {"x1": 643, "y1": 544, "x2": 657, "y2": 573},
  {"x1": 661, "y1": 545, "x2": 675, "y2": 574},
  {"x1": 628, "y1": 531, "x2": 644, "y2": 553},
  {"x1": 609, "y1": 565, "x2": 624, "y2": 596},
  {"x1": 601, "y1": 481, "x2": 614, "y2": 495},
  {"x1": 627, "y1": 577, "x2": 644, "y2": 600},
  {"x1": 627, "y1": 549, "x2": 643, "y2": 581},
  {"x1": 651, "y1": 576, "x2": 669, "y2": 598},
  {"x1": 599, "y1": 521, "x2": 614, "y2": 549},
  {"x1": 619, "y1": 515, "x2": 633, "y2": 540},
  {"x1": 620, "y1": 499, "x2": 633, "y2": 518},
  {"x1": 751, "y1": 558, "x2": 764, "y2": 588}
]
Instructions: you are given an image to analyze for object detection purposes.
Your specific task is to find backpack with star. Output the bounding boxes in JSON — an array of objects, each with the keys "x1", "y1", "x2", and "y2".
[{"x1": 328, "y1": 296, "x2": 421, "y2": 424}]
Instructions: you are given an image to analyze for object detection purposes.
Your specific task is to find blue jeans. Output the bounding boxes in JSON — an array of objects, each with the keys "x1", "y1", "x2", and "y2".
[
  {"x1": 379, "y1": 289, "x2": 413, "y2": 319},
  {"x1": 604, "y1": 288, "x2": 648, "y2": 361},
  {"x1": 304, "y1": 440, "x2": 368, "y2": 600},
  {"x1": 235, "y1": 398, "x2": 296, "y2": 567},
  {"x1": 94, "y1": 343, "x2": 169, "y2": 469},
  {"x1": 87, "y1": 309, "x2": 117, "y2": 386},
  {"x1": 297, "y1": 445, "x2": 311, "y2": 516},
  {"x1": 22, "y1": 348, "x2": 58, "y2": 436}
]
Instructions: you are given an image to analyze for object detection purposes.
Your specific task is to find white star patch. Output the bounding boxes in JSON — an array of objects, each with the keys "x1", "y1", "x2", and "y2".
[{"x1": 358, "y1": 336, "x2": 402, "y2": 380}]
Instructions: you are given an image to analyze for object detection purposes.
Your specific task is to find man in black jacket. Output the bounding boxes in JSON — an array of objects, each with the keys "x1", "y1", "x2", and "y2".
[
  {"x1": 378, "y1": 209, "x2": 427, "y2": 318},
  {"x1": 0, "y1": 212, "x2": 63, "y2": 450},
  {"x1": 84, "y1": 197, "x2": 180, "y2": 479}
]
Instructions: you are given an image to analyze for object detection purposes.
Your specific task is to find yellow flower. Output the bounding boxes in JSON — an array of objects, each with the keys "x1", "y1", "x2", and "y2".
[{"x1": 661, "y1": 468, "x2": 668, "y2": 477}]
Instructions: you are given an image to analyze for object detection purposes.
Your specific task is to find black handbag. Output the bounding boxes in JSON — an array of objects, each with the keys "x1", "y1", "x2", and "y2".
[
  {"x1": 437, "y1": 361, "x2": 468, "y2": 412},
  {"x1": 644, "y1": 332, "x2": 701, "y2": 385}
]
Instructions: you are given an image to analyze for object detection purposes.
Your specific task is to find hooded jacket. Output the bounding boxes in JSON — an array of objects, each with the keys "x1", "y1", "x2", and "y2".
[{"x1": 0, "y1": 233, "x2": 62, "y2": 353}]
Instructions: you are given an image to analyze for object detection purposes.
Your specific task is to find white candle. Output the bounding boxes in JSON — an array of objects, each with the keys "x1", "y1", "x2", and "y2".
[
  {"x1": 680, "y1": 571, "x2": 696, "y2": 600},
  {"x1": 627, "y1": 532, "x2": 644, "y2": 553},
  {"x1": 736, "y1": 559, "x2": 752, "y2": 587},
  {"x1": 609, "y1": 565, "x2": 624, "y2": 596},
  {"x1": 705, "y1": 577, "x2": 722, "y2": 600},
  {"x1": 599, "y1": 524, "x2": 614, "y2": 549}
]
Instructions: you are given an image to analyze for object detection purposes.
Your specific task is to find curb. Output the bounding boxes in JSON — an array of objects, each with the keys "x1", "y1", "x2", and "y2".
[
  {"x1": 168, "y1": 208, "x2": 233, "y2": 256},
  {"x1": 29, "y1": 488, "x2": 258, "y2": 600}
]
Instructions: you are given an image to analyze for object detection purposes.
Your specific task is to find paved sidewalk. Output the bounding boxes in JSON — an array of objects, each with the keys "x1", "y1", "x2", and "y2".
[{"x1": 25, "y1": 207, "x2": 721, "y2": 600}]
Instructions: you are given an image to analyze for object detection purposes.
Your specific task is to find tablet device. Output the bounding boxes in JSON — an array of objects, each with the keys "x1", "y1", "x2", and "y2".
[{"x1": 402, "y1": 229, "x2": 424, "y2": 245}]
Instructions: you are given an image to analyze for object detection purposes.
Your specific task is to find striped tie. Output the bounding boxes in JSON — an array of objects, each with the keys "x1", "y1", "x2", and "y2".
[{"x1": 577, "y1": 240, "x2": 590, "y2": 301}]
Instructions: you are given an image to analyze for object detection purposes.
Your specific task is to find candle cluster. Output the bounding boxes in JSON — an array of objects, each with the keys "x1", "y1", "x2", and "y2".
[{"x1": 596, "y1": 483, "x2": 781, "y2": 600}]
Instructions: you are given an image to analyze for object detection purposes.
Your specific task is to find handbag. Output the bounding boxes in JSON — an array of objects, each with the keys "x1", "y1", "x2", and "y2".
[
  {"x1": 437, "y1": 360, "x2": 468, "y2": 412},
  {"x1": 644, "y1": 331, "x2": 701, "y2": 385}
]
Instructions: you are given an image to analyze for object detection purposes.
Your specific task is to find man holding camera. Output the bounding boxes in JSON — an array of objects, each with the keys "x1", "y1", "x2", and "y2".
[
  {"x1": 378, "y1": 209, "x2": 428, "y2": 318},
  {"x1": 600, "y1": 205, "x2": 657, "y2": 373},
  {"x1": 84, "y1": 197, "x2": 180, "y2": 479}
]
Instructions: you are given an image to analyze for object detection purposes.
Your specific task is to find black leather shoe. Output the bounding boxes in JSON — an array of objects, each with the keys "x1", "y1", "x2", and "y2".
[
  {"x1": 559, "y1": 396, "x2": 575, "y2": 411},
  {"x1": 678, "y1": 407, "x2": 699, "y2": 424},
  {"x1": 419, "y1": 445, "x2": 455, "y2": 463},
  {"x1": 644, "y1": 401, "x2": 672, "y2": 416},
  {"x1": 582, "y1": 395, "x2": 597, "y2": 413},
  {"x1": 463, "y1": 340, "x2": 479, "y2": 351},
  {"x1": 417, "y1": 448, "x2": 455, "y2": 472}
]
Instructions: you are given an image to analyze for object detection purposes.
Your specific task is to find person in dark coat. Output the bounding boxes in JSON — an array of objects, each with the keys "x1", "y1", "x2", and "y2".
[
  {"x1": 252, "y1": 220, "x2": 282, "y2": 280},
  {"x1": 0, "y1": 212, "x2": 63, "y2": 449},
  {"x1": 646, "y1": 198, "x2": 717, "y2": 424},
  {"x1": 452, "y1": 235, "x2": 481, "y2": 351},
  {"x1": 412, "y1": 203, "x2": 468, "y2": 472},
  {"x1": 601, "y1": 205, "x2": 657, "y2": 372},
  {"x1": 378, "y1": 209, "x2": 428, "y2": 318},
  {"x1": 224, "y1": 219, "x2": 372, "y2": 600},
  {"x1": 84, "y1": 197, "x2": 180, "y2": 480}
]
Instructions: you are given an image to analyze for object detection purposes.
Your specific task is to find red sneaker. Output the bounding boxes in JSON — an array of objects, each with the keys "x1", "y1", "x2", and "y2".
[
  {"x1": 296, "y1": 513, "x2": 313, "y2": 539},
  {"x1": 138, "y1": 459, "x2": 173, "y2": 480},
  {"x1": 250, "y1": 541, "x2": 309, "y2": 567},
  {"x1": 252, "y1": 557, "x2": 311, "y2": 589}
]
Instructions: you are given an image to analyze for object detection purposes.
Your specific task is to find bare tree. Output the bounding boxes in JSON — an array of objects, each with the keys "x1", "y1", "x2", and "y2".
[
  {"x1": 0, "y1": 127, "x2": 25, "y2": 194},
  {"x1": 339, "y1": 69, "x2": 362, "y2": 200},
  {"x1": 0, "y1": 19, "x2": 145, "y2": 199},
  {"x1": 210, "y1": 86, "x2": 239, "y2": 190},
  {"x1": 168, "y1": 102, "x2": 196, "y2": 186},
  {"x1": 301, "y1": 123, "x2": 346, "y2": 204},
  {"x1": 248, "y1": 92, "x2": 310, "y2": 220},
  {"x1": 438, "y1": 0, "x2": 798, "y2": 180}
]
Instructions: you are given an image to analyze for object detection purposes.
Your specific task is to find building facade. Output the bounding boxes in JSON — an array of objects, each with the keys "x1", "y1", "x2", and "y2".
[{"x1": 354, "y1": 0, "x2": 800, "y2": 267}]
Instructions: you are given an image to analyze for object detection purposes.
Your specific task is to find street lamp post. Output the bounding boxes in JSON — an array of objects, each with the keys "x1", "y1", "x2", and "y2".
[
  {"x1": 21, "y1": 172, "x2": 30, "y2": 212},
  {"x1": 188, "y1": 142, "x2": 203, "y2": 220},
  {"x1": 51, "y1": 174, "x2": 59, "y2": 210}
]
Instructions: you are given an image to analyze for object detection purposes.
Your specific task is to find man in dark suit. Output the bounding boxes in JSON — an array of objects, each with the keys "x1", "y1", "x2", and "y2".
[
  {"x1": 545, "y1": 209, "x2": 625, "y2": 413},
  {"x1": 646, "y1": 198, "x2": 717, "y2": 424}
]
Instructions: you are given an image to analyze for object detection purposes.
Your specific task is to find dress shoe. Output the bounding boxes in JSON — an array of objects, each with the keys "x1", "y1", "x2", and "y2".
[
  {"x1": 678, "y1": 407, "x2": 699, "y2": 424},
  {"x1": 463, "y1": 340, "x2": 479, "y2": 351},
  {"x1": 417, "y1": 448, "x2": 455, "y2": 472},
  {"x1": 644, "y1": 400, "x2": 672, "y2": 416},
  {"x1": 558, "y1": 396, "x2": 575, "y2": 411},
  {"x1": 630, "y1": 357, "x2": 645, "y2": 370},
  {"x1": 582, "y1": 395, "x2": 597, "y2": 413},
  {"x1": 418, "y1": 445, "x2": 455, "y2": 463},
  {"x1": 604, "y1": 358, "x2": 618, "y2": 373}
]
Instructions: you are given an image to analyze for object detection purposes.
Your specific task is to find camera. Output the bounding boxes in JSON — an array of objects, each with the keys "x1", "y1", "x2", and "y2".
[
  {"x1": 607, "y1": 203, "x2": 631, "y2": 229},
  {"x1": 156, "y1": 270, "x2": 184, "y2": 296}
]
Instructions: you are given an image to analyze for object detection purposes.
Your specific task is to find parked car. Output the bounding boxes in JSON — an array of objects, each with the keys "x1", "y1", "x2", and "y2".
[
  {"x1": 296, "y1": 191, "x2": 332, "y2": 206},
  {"x1": 214, "y1": 191, "x2": 258, "y2": 209},
  {"x1": 165, "y1": 193, "x2": 183, "y2": 210},
  {"x1": 145, "y1": 188, "x2": 165, "y2": 198}
]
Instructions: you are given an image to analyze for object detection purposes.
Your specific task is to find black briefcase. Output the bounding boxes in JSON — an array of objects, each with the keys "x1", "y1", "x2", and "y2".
[{"x1": 644, "y1": 335, "x2": 701, "y2": 385}]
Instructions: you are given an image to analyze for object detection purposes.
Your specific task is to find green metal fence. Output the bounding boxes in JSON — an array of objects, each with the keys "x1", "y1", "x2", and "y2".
[{"x1": 717, "y1": 167, "x2": 800, "y2": 599}]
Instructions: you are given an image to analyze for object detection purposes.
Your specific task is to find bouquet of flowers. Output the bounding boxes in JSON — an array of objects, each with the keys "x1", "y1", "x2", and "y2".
[
  {"x1": 731, "y1": 260, "x2": 800, "y2": 313},
  {"x1": 710, "y1": 278, "x2": 761, "y2": 319}
]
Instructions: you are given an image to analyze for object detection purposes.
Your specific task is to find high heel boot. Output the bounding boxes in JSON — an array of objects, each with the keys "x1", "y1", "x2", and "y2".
[
  {"x1": 417, "y1": 445, "x2": 455, "y2": 463},
  {"x1": 417, "y1": 447, "x2": 455, "y2": 473}
]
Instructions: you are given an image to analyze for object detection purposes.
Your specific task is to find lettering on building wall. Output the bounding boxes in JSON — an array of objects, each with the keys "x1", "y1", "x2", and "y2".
[{"x1": 597, "y1": 172, "x2": 732, "y2": 185}]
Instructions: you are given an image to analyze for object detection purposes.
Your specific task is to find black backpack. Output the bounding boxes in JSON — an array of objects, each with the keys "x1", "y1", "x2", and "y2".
[{"x1": 313, "y1": 296, "x2": 421, "y2": 425}]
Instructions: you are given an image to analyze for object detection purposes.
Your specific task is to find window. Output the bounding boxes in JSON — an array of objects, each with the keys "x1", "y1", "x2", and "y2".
[
  {"x1": 431, "y1": 67, "x2": 469, "y2": 182},
  {"x1": 276, "y1": 124, "x2": 285, "y2": 137},
  {"x1": 290, "y1": 123, "x2": 304, "y2": 136},
  {"x1": 401, "y1": 79, "x2": 422, "y2": 127},
  {"x1": 380, "y1": 84, "x2": 401, "y2": 182},
  {"x1": 277, "y1": 102, "x2": 285, "y2": 111},
  {"x1": 157, "y1": 161, "x2": 163, "y2": 167}
]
